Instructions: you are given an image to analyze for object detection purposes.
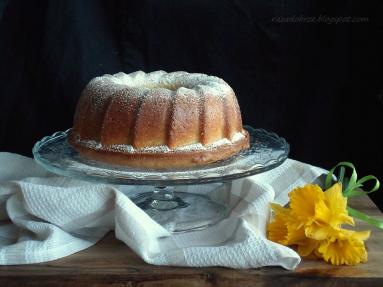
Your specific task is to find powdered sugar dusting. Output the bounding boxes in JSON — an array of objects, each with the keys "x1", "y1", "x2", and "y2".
[
  {"x1": 141, "y1": 145, "x2": 170, "y2": 152},
  {"x1": 76, "y1": 131, "x2": 246, "y2": 154},
  {"x1": 85, "y1": 70, "x2": 232, "y2": 98},
  {"x1": 232, "y1": 131, "x2": 245, "y2": 142},
  {"x1": 176, "y1": 143, "x2": 204, "y2": 151}
]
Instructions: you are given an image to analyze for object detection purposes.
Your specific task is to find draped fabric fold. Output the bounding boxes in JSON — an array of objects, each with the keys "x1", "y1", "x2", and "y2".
[{"x1": 0, "y1": 152, "x2": 326, "y2": 269}]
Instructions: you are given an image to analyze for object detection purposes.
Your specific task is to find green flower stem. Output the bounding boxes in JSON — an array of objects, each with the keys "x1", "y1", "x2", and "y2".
[
  {"x1": 325, "y1": 162, "x2": 382, "y2": 230},
  {"x1": 348, "y1": 206, "x2": 383, "y2": 230}
]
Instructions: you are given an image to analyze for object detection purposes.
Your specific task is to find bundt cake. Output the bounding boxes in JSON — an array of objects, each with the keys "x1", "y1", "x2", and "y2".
[{"x1": 68, "y1": 71, "x2": 249, "y2": 169}]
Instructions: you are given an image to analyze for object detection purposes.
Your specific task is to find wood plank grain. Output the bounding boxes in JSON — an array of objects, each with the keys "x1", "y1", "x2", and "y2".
[{"x1": 0, "y1": 196, "x2": 382, "y2": 287}]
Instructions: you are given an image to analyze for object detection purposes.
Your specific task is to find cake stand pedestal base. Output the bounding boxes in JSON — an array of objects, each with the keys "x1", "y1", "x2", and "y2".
[{"x1": 133, "y1": 186, "x2": 228, "y2": 233}]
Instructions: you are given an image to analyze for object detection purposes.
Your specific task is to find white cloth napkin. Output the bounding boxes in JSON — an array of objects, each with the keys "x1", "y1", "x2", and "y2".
[{"x1": 0, "y1": 152, "x2": 326, "y2": 269}]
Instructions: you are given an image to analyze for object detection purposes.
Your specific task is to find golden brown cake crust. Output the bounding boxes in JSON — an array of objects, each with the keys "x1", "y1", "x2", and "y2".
[
  {"x1": 69, "y1": 71, "x2": 250, "y2": 169},
  {"x1": 68, "y1": 129, "x2": 249, "y2": 169}
]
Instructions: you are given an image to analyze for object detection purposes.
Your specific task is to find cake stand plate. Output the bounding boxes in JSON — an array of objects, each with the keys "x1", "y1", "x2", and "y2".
[{"x1": 33, "y1": 126, "x2": 289, "y2": 232}]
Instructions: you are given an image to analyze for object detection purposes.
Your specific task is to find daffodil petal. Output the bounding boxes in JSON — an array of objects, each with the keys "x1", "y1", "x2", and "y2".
[
  {"x1": 305, "y1": 222, "x2": 332, "y2": 240},
  {"x1": 268, "y1": 203, "x2": 290, "y2": 244},
  {"x1": 286, "y1": 221, "x2": 306, "y2": 244},
  {"x1": 268, "y1": 218, "x2": 288, "y2": 244},
  {"x1": 289, "y1": 184, "x2": 324, "y2": 222},
  {"x1": 324, "y1": 183, "x2": 348, "y2": 217},
  {"x1": 352, "y1": 230, "x2": 371, "y2": 241},
  {"x1": 319, "y1": 183, "x2": 355, "y2": 227},
  {"x1": 335, "y1": 229, "x2": 371, "y2": 241},
  {"x1": 314, "y1": 200, "x2": 331, "y2": 223},
  {"x1": 316, "y1": 229, "x2": 369, "y2": 265},
  {"x1": 297, "y1": 238, "x2": 320, "y2": 257},
  {"x1": 339, "y1": 214, "x2": 355, "y2": 226},
  {"x1": 270, "y1": 203, "x2": 287, "y2": 214}
]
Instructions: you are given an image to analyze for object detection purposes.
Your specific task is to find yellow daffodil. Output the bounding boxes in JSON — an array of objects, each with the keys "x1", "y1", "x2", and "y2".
[
  {"x1": 268, "y1": 203, "x2": 290, "y2": 245},
  {"x1": 314, "y1": 183, "x2": 354, "y2": 228},
  {"x1": 267, "y1": 183, "x2": 370, "y2": 265},
  {"x1": 296, "y1": 238, "x2": 320, "y2": 257},
  {"x1": 317, "y1": 229, "x2": 371, "y2": 265},
  {"x1": 289, "y1": 184, "x2": 324, "y2": 226},
  {"x1": 268, "y1": 202, "x2": 308, "y2": 246},
  {"x1": 305, "y1": 183, "x2": 354, "y2": 241}
]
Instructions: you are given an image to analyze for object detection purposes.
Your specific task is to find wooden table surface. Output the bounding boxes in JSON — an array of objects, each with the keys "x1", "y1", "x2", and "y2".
[{"x1": 0, "y1": 196, "x2": 382, "y2": 287}]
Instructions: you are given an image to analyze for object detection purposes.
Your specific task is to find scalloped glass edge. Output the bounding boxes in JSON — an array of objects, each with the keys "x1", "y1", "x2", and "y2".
[{"x1": 32, "y1": 126, "x2": 290, "y2": 185}]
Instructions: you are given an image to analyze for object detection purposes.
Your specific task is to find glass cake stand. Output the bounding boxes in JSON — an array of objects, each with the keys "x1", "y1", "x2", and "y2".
[{"x1": 33, "y1": 126, "x2": 289, "y2": 233}]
